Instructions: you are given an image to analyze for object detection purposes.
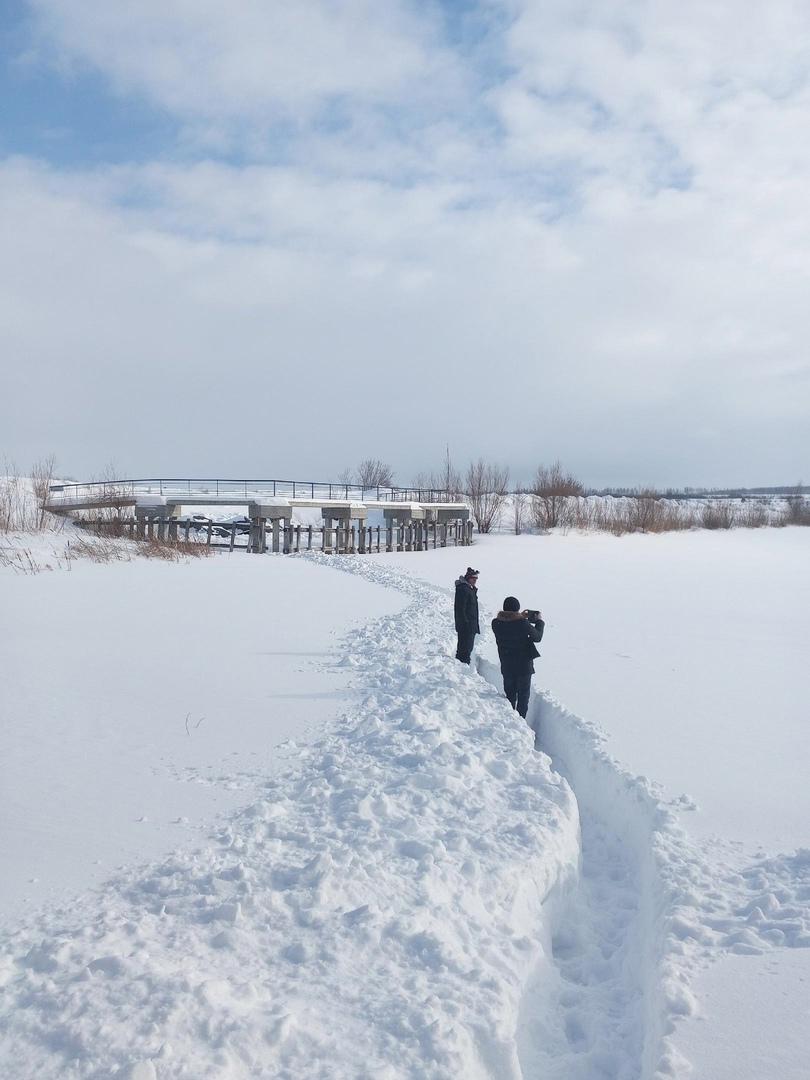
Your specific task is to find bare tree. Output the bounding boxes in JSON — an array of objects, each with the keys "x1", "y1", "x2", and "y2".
[
  {"x1": 436, "y1": 446, "x2": 462, "y2": 499},
  {"x1": 464, "y1": 459, "x2": 509, "y2": 533},
  {"x1": 512, "y1": 487, "x2": 529, "y2": 534},
  {"x1": 413, "y1": 447, "x2": 462, "y2": 500},
  {"x1": 530, "y1": 461, "x2": 584, "y2": 530},
  {"x1": 355, "y1": 458, "x2": 395, "y2": 489},
  {"x1": 87, "y1": 461, "x2": 132, "y2": 526}
]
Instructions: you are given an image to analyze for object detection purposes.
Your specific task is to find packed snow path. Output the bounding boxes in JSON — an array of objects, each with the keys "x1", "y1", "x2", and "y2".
[
  {"x1": 2, "y1": 553, "x2": 808, "y2": 1079},
  {"x1": 515, "y1": 817, "x2": 644, "y2": 1080},
  {"x1": 322, "y1": 558, "x2": 655, "y2": 1078}
]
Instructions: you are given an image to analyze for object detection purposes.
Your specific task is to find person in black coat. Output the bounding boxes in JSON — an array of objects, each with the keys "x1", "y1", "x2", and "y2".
[
  {"x1": 454, "y1": 567, "x2": 480, "y2": 664},
  {"x1": 491, "y1": 596, "x2": 544, "y2": 718}
]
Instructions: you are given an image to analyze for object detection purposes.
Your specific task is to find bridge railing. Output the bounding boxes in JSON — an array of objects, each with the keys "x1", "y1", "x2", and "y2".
[{"x1": 48, "y1": 478, "x2": 459, "y2": 504}]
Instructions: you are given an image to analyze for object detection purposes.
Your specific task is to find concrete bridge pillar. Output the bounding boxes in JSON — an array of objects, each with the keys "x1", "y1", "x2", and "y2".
[
  {"x1": 248, "y1": 501, "x2": 291, "y2": 553},
  {"x1": 383, "y1": 504, "x2": 425, "y2": 552},
  {"x1": 321, "y1": 505, "x2": 367, "y2": 554},
  {"x1": 436, "y1": 506, "x2": 471, "y2": 547},
  {"x1": 134, "y1": 496, "x2": 170, "y2": 539}
]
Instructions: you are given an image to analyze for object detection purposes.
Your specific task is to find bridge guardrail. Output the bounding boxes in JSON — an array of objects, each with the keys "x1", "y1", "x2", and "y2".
[{"x1": 48, "y1": 478, "x2": 458, "y2": 504}]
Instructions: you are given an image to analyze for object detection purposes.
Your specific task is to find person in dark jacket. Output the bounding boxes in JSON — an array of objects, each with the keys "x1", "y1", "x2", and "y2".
[
  {"x1": 491, "y1": 596, "x2": 544, "y2": 718},
  {"x1": 454, "y1": 567, "x2": 480, "y2": 664}
]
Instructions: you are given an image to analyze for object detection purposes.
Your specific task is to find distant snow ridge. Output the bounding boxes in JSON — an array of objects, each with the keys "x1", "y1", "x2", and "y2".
[{"x1": 0, "y1": 558, "x2": 580, "y2": 1078}]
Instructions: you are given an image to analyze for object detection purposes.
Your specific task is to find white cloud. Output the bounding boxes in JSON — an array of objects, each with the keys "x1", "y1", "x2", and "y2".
[
  {"x1": 2, "y1": 151, "x2": 808, "y2": 485},
  {"x1": 3, "y1": 2, "x2": 809, "y2": 483},
  {"x1": 30, "y1": 0, "x2": 461, "y2": 120},
  {"x1": 498, "y1": 0, "x2": 810, "y2": 189}
]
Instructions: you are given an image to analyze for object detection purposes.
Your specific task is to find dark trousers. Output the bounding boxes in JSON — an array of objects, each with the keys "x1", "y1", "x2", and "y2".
[
  {"x1": 456, "y1": 629, "x2": 475, "y2": 664},
  {"x1": 503, "y1": 672, "x2": 532, "y2": 718}
]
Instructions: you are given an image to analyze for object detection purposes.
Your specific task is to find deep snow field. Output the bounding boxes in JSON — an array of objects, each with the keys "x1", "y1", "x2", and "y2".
[{"x1": 0, "y1": 527, "x2": 807, "y2": 1079}]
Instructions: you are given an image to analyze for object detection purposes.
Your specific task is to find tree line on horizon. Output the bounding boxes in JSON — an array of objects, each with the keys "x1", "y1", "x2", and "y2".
[{"x1": 337, "y1": 452, "x2": 808, "y2": 535}]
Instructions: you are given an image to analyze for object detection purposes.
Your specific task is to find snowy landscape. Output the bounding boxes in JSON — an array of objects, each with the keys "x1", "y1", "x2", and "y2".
[
  {"x1": 3, "y1": 1, "x2": 810, "y2": 1076},
  {"x1": 1, "y1": 516, "x2": 808, "y2": 1079}
]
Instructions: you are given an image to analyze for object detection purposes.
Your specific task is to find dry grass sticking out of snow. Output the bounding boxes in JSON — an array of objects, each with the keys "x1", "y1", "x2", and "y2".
[{"x1": 0, "y1": 533, "x2": 213, "y2": 575}]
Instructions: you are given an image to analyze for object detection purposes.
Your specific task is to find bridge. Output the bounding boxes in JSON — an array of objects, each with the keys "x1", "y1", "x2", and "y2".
[{"x1": 45, "y1": 477, "x2": 473, "y2": 553}]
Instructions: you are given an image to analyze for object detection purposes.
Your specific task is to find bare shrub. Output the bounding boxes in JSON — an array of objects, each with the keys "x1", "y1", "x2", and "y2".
[
  {"x1": 31, "y1": 455, "x2": 57, "y2": 529},
  {"x1": 571, "y1": 497, "x2": 596, "y2": 531},
  {"x1": 1, "y1": 463, "x2": 33, "y2": 532},
  {"x1": 1, "y1": 457, "x2": 63, "y2": 532},
  {"x1": 701, "y1": 500, "x2": 737, "y2": 530},
  {"x1": 590, "y1": 498, "x2": 630, "y2": 535},
  {"x1": 0, "y1": 542, "x2": 49, "y2": 574},
  {"x1": 782, "y1": 486, "x2": 810, "y2": 526},
  {"x1": 414, "y1": 448, "x2": 463, "y2": 499},
  {"x1": 65, "y1": 534, "x2": 212, "y2": 564},
  {"x1": 737, "y1": 501, "x2": 769, "y2": 528},
  {"x1": 66, "y1": 536, "x2": 134, "y2": 564},
  {"x1": 661, "y1": 501, "x2": 696, "y2": 531},
  {"x1": 612, "y1": 492, "x2": 696, "y2": 533},
  {"x1": 139, "y1": 538, "x2": 212, "y2": 560},
  {"x1": 82, "y1": 462, "x2": 133, "y2": 524},
  {"x1": 625, "y1": 490, "x2": 663, "y2": 532},
  {"x1": 588, "y1": 493, "x2": 695, "y2": 535},
  {"x1": 512, "y1": 488, "x2": 529, "y2": 534},
  {"x1": 340, "y1": 459, "x2": 395, "y2": 490},
  {"x1": 531, "y1": 462, "x2": 584, "y2": 530},
  {"x1": 464, "y1": 459, "x2": 509, "y2": 533}
]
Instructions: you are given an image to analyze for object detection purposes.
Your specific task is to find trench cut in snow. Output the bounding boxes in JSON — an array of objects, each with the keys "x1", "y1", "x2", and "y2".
[{"x1": 477, "y1": 646, "x2": 810, "y2": 1078}]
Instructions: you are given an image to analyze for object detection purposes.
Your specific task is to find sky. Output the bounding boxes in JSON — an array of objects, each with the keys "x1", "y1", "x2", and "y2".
[{"x1": 1, "y1": 0, "x2": 808, "y2": 489}]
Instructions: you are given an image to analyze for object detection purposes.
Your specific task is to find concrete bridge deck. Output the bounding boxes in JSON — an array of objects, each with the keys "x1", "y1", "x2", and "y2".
[
  {"x1": 45, "y1": 494, "x2": 469, "y2": 514},
  {"x1": 45, "y1": 478, "x2": 473, "y2": 552}
]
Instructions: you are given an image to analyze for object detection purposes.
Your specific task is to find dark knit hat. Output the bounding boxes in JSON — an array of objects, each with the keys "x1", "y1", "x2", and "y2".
[
  {"x1": 503, "y1": 596, "x2": 520, "y2": 612},
  {"x1": 465, "y1": 567, "x2": 479, "y2": 578}
]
